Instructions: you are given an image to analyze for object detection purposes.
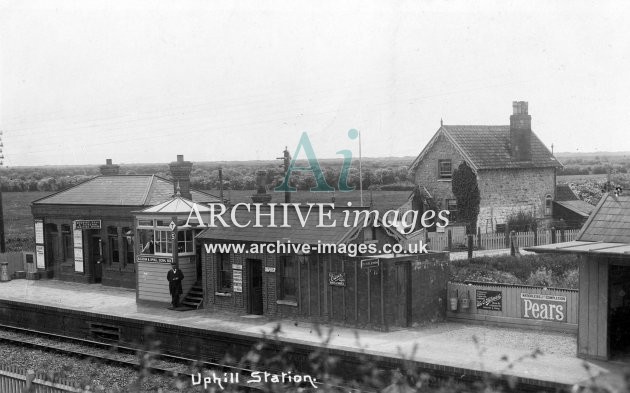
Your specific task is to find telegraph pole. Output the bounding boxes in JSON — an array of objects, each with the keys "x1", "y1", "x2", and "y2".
[
  {"x1": 0, "y1": 131, "x2": 5, "y2": 252},
  {"x1": 277, "y1": 146, "x2": 291, "y2": 203}
]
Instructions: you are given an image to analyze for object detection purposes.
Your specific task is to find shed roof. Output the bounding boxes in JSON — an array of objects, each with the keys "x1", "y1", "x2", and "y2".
[
  {"x1": 555, "y1": 184, "x2": 579, "y2": 201},
  {"x1": 554, "y1": 200, "x2": 596, "y2": 218},
  {"x1": 196, "y1": 206, "x2": 404, "y2": 245},
  {"x1": 409, "y1": 125, "x2": 561, "y2": 172},
  {"x1": 526, "y1": 193, "x2": 630, "y2": 256},
  {"x1": 33, "y1": 175, "x2": 220, "y2": 206}
]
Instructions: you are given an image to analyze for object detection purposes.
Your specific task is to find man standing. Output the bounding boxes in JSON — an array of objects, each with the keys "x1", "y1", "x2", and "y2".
[{"x1": 167, "y1": 262, "x2": 184, "y2": 309}]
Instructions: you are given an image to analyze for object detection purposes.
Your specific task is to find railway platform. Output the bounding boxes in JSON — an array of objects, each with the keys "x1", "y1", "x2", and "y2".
[{"x1": 0, "y1": 279, "x2": 627, "y2": 391}]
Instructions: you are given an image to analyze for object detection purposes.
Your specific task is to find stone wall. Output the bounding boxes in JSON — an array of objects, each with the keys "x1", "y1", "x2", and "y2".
[
  {"x1": 412, "y1": 133, "x2": 465, "y2": 208},
  {"x1": 476, "y1": 167, "x2": 555, "y2": 233}
]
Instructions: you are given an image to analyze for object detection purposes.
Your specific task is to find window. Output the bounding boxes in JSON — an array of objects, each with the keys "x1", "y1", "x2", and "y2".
[
  {"x1": 438, "y1": 159, "x2": 452, "y2": 179},
  {"x1": 446, "y1": 199, "x2": 458, "y2": 222},
  {"x1": 123, "y1": 227, "x2": 134, "y2": 264},
  {"x1": 279, "y1": 256, "x2": 297, "y2": 301},
  {"x1": 61, "y1": 224, "x2": 72, "y2": 262},
  {"x1": 217, "y1": 253, "x2": 232, "y2": 292},
  {"x1": 108, "y1": 226, "x2": 120, "y2": 263},
  {"x1": 545, "y1": 195, "x2": 553, "y2": 216},
  {"x1": 177, "y1": 229, "x2": 194, "y2": 254},
  {"x1": 154, "y1": 230, "x2": 172, "y2": 255}
]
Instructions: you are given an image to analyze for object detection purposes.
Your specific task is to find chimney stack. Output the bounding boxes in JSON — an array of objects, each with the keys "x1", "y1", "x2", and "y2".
[
  {"x1": 100, "y1": 159, "x2": 120, "y2": 176},
  {"x1": 250, "y1": 170, "x2": 272, "y2": 203},
  {"x1": 169, "y1": 155, "x2": 193, "y2": 200},
  {"x1": 509, "y1": 101, "x2": 532, "y2": 161}
]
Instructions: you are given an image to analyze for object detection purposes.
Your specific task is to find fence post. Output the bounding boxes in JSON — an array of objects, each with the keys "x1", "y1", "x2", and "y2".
[
  {"x1": 476, "y1": 227, "x2": 481, "y2": 249},
  {"x1": 467, "y1": 234, "x2": 473, "y2": 260},
  {"x1": 447, "y1": 229, "x2": 452, "y2": 251},
  {"x1": 510, "y1": 230, "x2": 516, "y2": 256},
  {"x1": 561, "y1": 228, "x2": 565, "y2": 243},
  {"x1": 551, "y1": 227, "x2": 557, "y2": 244},
  {"x1": 534, "y1": 229, "x2": 538, "y2": 246},
  {"x1": 504, "y1": 224, "x2": 510, "y2": 248},
  {"x1": 26, "y1": 369, "x2": 35, "y2": 391}
]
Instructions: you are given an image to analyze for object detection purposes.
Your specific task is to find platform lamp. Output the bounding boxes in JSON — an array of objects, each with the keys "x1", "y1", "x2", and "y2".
[{"x1": 0, "y1": 130, "x2": 5, "y2": 252}]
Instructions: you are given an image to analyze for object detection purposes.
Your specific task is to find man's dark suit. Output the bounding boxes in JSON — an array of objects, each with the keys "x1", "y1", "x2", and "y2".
[{"x1": 167, "y1": 267, "x2": 184, "y2": 308}]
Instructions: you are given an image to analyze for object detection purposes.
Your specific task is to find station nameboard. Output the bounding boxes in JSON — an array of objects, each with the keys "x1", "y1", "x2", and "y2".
[
  {"x1": 74, "y1": 220, "x2": 102, "y2": 230},
  {"x1": 137, "y1": 255, "x2": 173, "y2": 264},
  {"x1": 360, "y1": 258, "x2": 380, "y2": 269}
]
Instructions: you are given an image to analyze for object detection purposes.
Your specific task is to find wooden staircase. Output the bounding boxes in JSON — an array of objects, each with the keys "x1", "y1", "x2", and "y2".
[{"x1": 181, "y1": 280, "x2": 204, "y2": 309}]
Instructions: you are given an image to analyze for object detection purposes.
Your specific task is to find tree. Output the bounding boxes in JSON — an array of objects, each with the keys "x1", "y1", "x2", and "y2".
[{"x1": 451, "y1": 161, "x2": 480, "y2": 234}]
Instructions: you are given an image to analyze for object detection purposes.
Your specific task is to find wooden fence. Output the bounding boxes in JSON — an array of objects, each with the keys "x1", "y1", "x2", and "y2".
[
  {"x1": 0, "y1": 365, "x2": 86, "y2": 392},
  {"x1": 427, "y1": 229, "x2": 579, "y2": 252},
  {"x1": 447, "y1": 281, "x2": 578, "y2": 333}
]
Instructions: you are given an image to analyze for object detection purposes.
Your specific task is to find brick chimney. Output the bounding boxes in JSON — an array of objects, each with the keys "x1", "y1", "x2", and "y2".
[
  {"x1": 509, "y1": 101, "x2": 532, "y2": 161},
  {"x1": 250, "y1": 170, "x2": 272, "y2": 203},
  {"x1": 169, "y1": 155, "x2": 193, "y2": 200},
  {"x1": 99, "y1": 159, "x2": 120, "y2": 176}
]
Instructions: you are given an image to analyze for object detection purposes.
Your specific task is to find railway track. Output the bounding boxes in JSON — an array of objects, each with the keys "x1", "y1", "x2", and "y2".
[
  {"x1": 0, "y1": 323, "x2": 366, "y2": 392},
  {"x1": 0, "y1": 323, "x2": 566, "y2": 393}
]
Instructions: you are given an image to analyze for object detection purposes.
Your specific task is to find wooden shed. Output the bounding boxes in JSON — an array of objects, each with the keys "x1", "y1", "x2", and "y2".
[
  {"x1": 527, "y1": 193, "x2": 630, "y2": 361},
  {"x1": 196, "y1": 205, "x2": 449, "y2": 330}
]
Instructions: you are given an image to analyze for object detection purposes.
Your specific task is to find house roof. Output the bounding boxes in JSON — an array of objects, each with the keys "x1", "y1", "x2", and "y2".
[
  {"x1": 553, "y1": 200, "x2": 595, "y2": 218},
  {"x1": 137, "y1": 196, "x2": 213, "y2": 214},
  {"x1": 196, "y1": 206, "x2": 404, "y2": 245},
  {"x1": 555, "y1": 184, "x2": 578, "y2": 201},
  {"x1": 32, "y1": 175, "x2": 220, "y2": 206},
  {"x1": 526, "y1": 193, "x2": 630, "y2": 256},
  {"x1": 409, "y1": 125, "x2": 561, "y2": 172}
]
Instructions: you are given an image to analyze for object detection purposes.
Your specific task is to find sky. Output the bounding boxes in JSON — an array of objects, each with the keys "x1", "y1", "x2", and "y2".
[{"x1": 1, "y1": 0, "x2": 629, "y2": 166}]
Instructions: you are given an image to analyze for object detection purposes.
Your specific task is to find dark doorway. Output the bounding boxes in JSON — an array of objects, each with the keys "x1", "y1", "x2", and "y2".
[
  {"x1": 247, "y1": 259, "x2": 263, "y2": 315},
  {"x1": 195, "y1": 244, "x2": 203, "y2": 280},
  {"x1": 90, "y1": 235, "x2": 103, "y2": 283},
  {"x1": 44, "y1": 224, "x2": 59, "y2": 278},
  {"x1": 393, "y1": 262, "x2": 411, "y2": 327},
  {"x1": 609, "y1": 263, "x2": 630, "y2": 359}
]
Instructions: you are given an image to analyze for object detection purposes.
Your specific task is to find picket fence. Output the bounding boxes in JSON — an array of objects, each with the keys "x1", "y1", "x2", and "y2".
[
  {"x1": 0, "y1": 365, "x2": 86, "y2": 393},
  {"x1": 426, "y1": 229, "x2": 579, "y2": 252}
]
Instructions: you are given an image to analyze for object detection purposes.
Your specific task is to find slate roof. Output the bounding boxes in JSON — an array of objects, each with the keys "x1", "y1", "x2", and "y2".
[
  {"x1": 138, "y1": 196, "x2": 213, "y2": 214},
  {"x1": 196, "y1": 206, "x2": 404, "y2": 245},
  {"x1": 33, "y1": 175, "x2": 220, "y2": 206},
  {"x1": 554, "y1": 200, "x2": 595, "y2": 218},
  {"x1": 409, "y1": 125, "x2": 561, "y2": 172},
  {"x1": 555, "y1": 184, "x2": 578, "y2": 201},
  {"x1": 577, "y1": 194, "x2": 630, "y2": 243}
]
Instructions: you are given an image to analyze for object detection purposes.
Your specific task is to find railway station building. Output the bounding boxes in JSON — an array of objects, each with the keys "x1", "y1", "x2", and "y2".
[
  {"x1": 30, "y1": 155, "x2": 220, "y2": 289},
  {"x1": 195, "y1": 203, "x2": 450, "y2": 330},
  {"x1": 527, "y1": 192, "x2": 630, "y2": 361}
]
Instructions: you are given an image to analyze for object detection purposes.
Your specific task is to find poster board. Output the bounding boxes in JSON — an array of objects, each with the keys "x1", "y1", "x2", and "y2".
[{"x1": 72, "y1": 222, "x2": 84, "y2": 273}]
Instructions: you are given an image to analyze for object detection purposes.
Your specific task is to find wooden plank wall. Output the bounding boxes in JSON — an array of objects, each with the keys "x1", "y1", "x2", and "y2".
[
  {"x1": 447, "y1": 281, "x2": 578, "y2": 333},
  {"x1": 578, "y1": 256, "x2": 608, "y2": 360},
  {"x1": 137, "y1": 257, "x2": 196, "y2": 303}
]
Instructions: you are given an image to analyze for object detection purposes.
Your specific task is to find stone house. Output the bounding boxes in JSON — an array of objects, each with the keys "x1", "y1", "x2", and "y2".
[{"x1": 408, "y1": 101, "x2": 562, "y2": 233}]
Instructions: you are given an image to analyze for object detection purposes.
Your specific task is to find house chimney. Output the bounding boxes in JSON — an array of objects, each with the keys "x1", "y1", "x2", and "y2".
[
  {"x1": 169, "y1": 154, "x2": 193, "y2": 200},
  {"x1": 100, "y1": 159, "x2": 120, "y2": 176},
  {"x1": 509, "y1": 101, "x2": 532, "y2": 161},
  {"x1": 250, "y1": 170, "x2": 272, "y2": 203}
]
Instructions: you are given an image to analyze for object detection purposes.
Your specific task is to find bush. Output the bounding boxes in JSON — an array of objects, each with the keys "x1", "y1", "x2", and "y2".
[{"x1": 450, "y1": 253, "x2": 578, "y2": 289}]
